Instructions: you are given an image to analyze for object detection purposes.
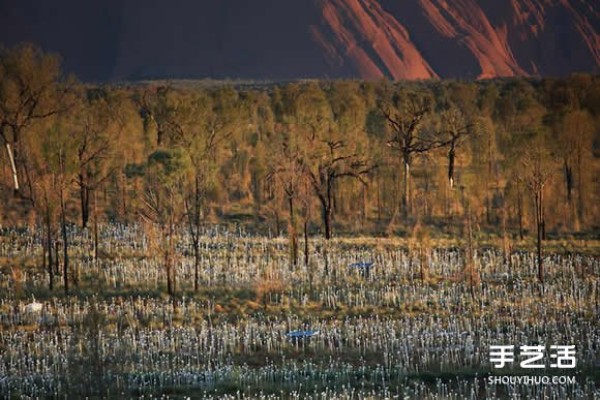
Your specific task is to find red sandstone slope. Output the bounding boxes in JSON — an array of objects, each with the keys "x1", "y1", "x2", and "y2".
[
  {"x1": 419, "y1": 0, "x2": 527, "y2": 79},
  {"x1": 312, "y1": 0, "x2": 600, "y2": 79},
  {"x1": 311, "y1": 0, "x2": 438, "y2": 80}
]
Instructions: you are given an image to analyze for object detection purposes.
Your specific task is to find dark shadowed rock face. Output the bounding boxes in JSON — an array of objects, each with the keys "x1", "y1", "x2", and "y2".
[{"x1": 1, "y1": 0, "x2": 598, "y2": 81}]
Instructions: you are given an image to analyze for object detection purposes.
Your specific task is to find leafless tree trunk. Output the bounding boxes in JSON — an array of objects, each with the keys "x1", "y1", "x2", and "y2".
[
  {"x1": 93, "y1": 189, "x2": 99, "y2": 261},
  {"x1": 576, "y1": 146, "x2": 584, "y2": 227},
  {"x1": 534, "y1": 187, "x2": 544, "y2": 284},
  {"x1": 402, "y1": 153, "x2": 411, "y2": 219},
  {"x1": 184, "y1": 173, "x2": 202, "y2": 292},
  {"x1": 288, "y1": 195, "x2": 298, "y2": 268},
  {"x1": 165, "y1": 193, "x2": 175, "y2": 296},
  {"x1": 45, "y1": 203, "x2": 54, "y2": 291},
  {"x1": 502, "y1": 203, "x2": 511, "y2": 269},
  {"x1": 516, "y1": 180, "x2": 524, "y2": 240},
  {"x1": 60, "y1": 182, "x2": 69, "y2": 295},
  {"x1": 79, "y1": 171, "x2": 90, "y2": 229},
  {"x1": 523, "y1": 146, "x2": 552, "y2": 286},
  {"x1": 304, "y1": 218, "x2": 309, "y2": 268},
  {"x1": 466, "y1": 211, "x2": 477, "y2": 301},
  {"x1": 4, "y1": 142, "x2": 19, "y2": 193}
]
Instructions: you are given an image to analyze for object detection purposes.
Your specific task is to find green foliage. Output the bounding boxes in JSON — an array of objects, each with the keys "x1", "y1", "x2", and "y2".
[
  {"x1": 125, "y1": 163, "x2": 146, "y2": 178},
  {"x1": 40, "y1": 124, "x2": 79, "y2": 176},
  {"x1": 148, "y1": 148, "x2": 190, "y2": 182}
]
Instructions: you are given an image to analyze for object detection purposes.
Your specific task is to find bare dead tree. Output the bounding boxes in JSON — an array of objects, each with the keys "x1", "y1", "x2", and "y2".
[
  {"x1": 522, "y1": 145, "x2": 554, "y2": 285},
  {"x1": 305, "y1": 139, "x2": 376, "y2": 241},
  {"x1": 76, "y1": 113, "x2": 113, "y2": 229},
  {"x1": 266, "y1": 136, "x2": 307, "y2": 268},
  {"x1": 381, "y1": 98, "x2": 442, "y2": 220},
  {"x1": 438, "y1": 108, "x2": 474, "y2": 189},
  {"x1": 182, "y1": 126, "x2": 227, "y2": 292}
]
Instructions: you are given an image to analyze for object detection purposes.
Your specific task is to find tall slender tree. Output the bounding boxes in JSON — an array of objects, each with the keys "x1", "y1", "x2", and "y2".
[
  {"x1": 139, "y1": 149, "x2": 190, "y2": 296},
  {"x1": 521, "y1": 138, "x2": 554, "y2": 285},
  {"x1": 438, "y1": 107, "x2": 474, "y2": 189}
]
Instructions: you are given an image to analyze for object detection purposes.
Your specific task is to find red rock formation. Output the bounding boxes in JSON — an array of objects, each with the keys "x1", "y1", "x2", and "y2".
[
  {"x1": 312, "y1": 0, "x2": 600, "y2": 79},
  {"x1": 510, "y1": 0, "x2": 547, "y2": 38},
  {"x1": 312, "y1": 0, "x2": 438, "y2": 80},
  {"x1": 422, "y1": 0, "x2": 528, "y2": 78},
  {"x1": 559, "y1": 0, "x2": 600, "y2": 66}
]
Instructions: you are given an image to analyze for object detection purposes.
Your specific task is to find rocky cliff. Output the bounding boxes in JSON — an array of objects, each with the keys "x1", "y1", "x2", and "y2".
[{"x1": 311, "y1": 0, "x2": 600, "y2": 79}]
